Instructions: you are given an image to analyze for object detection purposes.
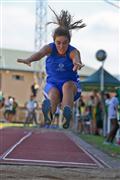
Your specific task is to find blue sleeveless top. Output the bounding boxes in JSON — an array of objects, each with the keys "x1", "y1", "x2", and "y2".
[{"x1": 45, "y1": 42, "x2": 79, "y2": 83}]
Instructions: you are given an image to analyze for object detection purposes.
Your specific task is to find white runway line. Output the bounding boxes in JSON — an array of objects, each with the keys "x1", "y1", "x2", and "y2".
[
  {"x1": 3, "y1": 133, "x2": 98, "y2": 168},
  {"x1": 2, "y1": 130, "x2": 110, "y2": 168},
  {"x1": 66, "y1": 132, "x2": 112, "y2": 168},
  {"x1": 1, "y1": 131, "x2": 32, "y2": 160},
  {"x1": 3, "y1": 157, "x2": 98, "y2": 167}
]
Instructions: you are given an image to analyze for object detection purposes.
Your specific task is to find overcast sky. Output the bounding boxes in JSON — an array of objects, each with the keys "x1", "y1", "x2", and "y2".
[{"x1": 0, "y1": 0, "x2": 120, "y2": 76}]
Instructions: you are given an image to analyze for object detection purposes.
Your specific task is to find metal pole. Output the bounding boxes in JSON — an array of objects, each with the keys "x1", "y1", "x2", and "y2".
[
  {"x1": 96, "y1": 49, "x2": 107, "y2": 136},
  {"x1": 101, "y1": 61, "x2": 107, "y2": 136},
  {"x1": 101, "y1": 61, "x2": 104, "y2": 92}
]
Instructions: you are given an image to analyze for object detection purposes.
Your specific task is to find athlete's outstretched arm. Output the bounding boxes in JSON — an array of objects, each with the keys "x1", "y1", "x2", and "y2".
[
  {"x1": 17, "y1": 45, "x2": 51, "y2": 66},
  {"x1": 70, "y1": 49, "x2": 84, "y2": 71}
]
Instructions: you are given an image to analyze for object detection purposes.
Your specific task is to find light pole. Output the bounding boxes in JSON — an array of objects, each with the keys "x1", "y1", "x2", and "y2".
[{"x1": 96, "y1": 49, "x2": 107, "y2": 136}]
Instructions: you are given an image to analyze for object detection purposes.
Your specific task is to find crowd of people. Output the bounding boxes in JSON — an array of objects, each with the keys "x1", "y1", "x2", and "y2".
[{"x1": 0, "y1": 88, "x2": 120, "y2": 145}]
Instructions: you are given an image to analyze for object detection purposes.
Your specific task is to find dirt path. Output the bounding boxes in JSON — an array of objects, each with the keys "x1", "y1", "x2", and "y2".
[{"x1": 0, "y1": 165, "x2": 120, "y2": 180}]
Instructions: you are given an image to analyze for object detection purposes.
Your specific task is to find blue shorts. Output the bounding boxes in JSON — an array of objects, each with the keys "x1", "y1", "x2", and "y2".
[{"x1": 43, "y1": 81, "x2": 82, "y2": 102}]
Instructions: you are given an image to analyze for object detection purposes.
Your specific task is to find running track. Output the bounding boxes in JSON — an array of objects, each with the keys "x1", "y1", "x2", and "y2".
[{"x1": 0, "y1": 127, "x2": 109, "y2": 168}]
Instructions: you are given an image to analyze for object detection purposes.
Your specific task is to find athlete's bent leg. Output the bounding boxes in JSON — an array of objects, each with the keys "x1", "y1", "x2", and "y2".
[
  {"x1": 62, "y1": 81, "x2": 77, "y2": 129},
  {"x1": 62, "y1": 81, "x2": 77, "y2": 107},
  {"x1": 42, "y1": 87, "x2": 61, "y2": 125},
  {"x1": 48, "y1": 87, "x2": 61, "y2": 114}
]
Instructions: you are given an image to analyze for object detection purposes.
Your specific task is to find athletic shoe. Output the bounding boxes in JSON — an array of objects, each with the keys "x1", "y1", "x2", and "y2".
[
  {"x1": 63, "y1": 106, "x2": 72, "y2": 129},
  {"x1": 42, "y1": 99, "x2": 52, "y2": 126}
]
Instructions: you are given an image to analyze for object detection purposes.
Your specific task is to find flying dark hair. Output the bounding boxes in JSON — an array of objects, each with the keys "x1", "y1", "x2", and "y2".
[{"x1": 47, "y1": 6, "x2": 86, "y2": 42}]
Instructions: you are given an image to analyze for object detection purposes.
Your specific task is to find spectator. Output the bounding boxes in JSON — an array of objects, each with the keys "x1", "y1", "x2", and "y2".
[
  {"x1": 95, "y1": 101, "x2": 103, "y2": 135},
  {"x1": 104, "y1": 92, "x2": 119, "y2": 145},
  {"x1": 4, "y1": 96, "x2": 14, "y2": 122},
  {"x1": 0, "y1": 91, "x2": 5, "y2": 109},
  {"x1": 82, "y1": 106, "x2": 91, "y2": 134},
  {"x1": 24, "y1": 95, "x2": 39, "y2": 126},
  {"x1": 31, "y1": 82, "x2": 39, "y2": 97},
  {"x1": 104, "y1": 93, "x2": 111, "y2": 133}
]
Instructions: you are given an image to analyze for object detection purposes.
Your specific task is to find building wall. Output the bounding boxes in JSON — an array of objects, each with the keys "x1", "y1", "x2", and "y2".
[{"x1": 0, "y1": 70, "x2": 44, "y2": 107}]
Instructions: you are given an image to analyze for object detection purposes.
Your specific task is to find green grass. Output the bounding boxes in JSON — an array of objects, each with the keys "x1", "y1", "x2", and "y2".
[
  {"x1": 79, "y1": 134, "x2": 120, "y2": 158},
  {"x1": 0, "y1": 122, "x2": 36, "y2": 129}
]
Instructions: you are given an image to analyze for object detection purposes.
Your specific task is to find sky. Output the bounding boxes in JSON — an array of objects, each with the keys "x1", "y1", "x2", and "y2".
[{"x1": 0, "y1": 0, "x2": 120, "y2": 76}]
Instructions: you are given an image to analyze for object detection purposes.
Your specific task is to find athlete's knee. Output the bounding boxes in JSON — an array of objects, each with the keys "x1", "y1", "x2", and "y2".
[
  {"x1": 62, "y1": 81, "x2": 75, "y2": 91},
  {"x1": 49, "y1": 88, "x2": 60, "y2": 100}
]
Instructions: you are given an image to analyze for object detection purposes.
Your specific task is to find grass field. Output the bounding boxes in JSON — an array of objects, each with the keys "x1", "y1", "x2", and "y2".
[
  {"x1": 0, "y1": 122, "x2": 36, "y2": 129},
  {"x1": 79, "y1": 134, "x2": 120, "y2": 158}
]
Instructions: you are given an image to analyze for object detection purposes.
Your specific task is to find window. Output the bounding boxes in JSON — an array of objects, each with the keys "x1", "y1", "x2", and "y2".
[{"x1": 12, "y1": 75, "x2": 24, "y2": 81}]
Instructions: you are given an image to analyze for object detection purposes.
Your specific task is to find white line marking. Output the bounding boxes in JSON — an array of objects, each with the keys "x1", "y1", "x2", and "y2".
[
  {"x1": 2, "y1": 131, "x2": 98, "y2": 167},
  {"x1": 4, "y1": 157, "x2": 97, "y2": 167},
  {"x1": 2, "y1": 132, "x2": 32, "y2": 160},
  {"x1": 66, "y1": 132, "x2": 110, "y2": 168},
  {"x1": 78, "y1": 143, "x2": 112, "y2": 168},
  {"x1": 2, "y1": 131, "x2": 109, "y2": 168}
]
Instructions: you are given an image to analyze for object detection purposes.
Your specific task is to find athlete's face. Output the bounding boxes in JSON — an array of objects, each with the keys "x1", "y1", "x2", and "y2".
[{"x1": 54, "y1": 36, "x2": 69, "y2": 55}]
